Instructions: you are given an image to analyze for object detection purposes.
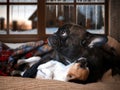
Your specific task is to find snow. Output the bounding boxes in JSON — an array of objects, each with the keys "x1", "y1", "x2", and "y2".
[
  {"x1": 9, "y1": 29, "x2": 37, "y2": 34},
  {"x1": 0, "y1": 30, "x2": 7, "y2": 34},
  {"x1": 0, "y1": 27, "x2": 104, "y2": 35}
]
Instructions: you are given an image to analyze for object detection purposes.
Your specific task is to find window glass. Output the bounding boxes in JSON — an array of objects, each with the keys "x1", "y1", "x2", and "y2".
[
  {"x1": 76, "y1": 5, "x2": 105, "y2": 34},
  {"x1": 76, "y1": 0, "x2": 105, "y2": 3},
  {"x1": 9, "y1": 5, "x2": 37, "y2": 34},
  {"x1": 46, "y1": 5, "x2": 74, "y2": 34},
  {"x1": 10, "y1": 0, "x2": 37, "y2": 3},
  {"x1": 0, "y1": 0, "x2": 6, "y2": 2},
  {"x1": 0, "y1": 5, "x2": 7, "y2": 34},
  {"x1": 46, "y1": 0, "x2": 105, "y2": 35},
  {"x1": 46, "y1": 0, "x2": 74, "y2": 3}
]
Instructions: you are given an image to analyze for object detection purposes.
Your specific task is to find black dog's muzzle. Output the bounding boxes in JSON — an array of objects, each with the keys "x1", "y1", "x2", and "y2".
[{"x1": 47, "y1": 34, "x2": 61, "y2": 49}]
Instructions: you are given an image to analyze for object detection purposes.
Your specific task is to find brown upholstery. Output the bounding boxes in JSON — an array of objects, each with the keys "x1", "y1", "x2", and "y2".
[{"x1": 0, "y1": 76, "x2": 120, "y2": 90}]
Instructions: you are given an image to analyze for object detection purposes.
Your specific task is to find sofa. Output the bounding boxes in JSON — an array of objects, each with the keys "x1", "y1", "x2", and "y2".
[{"x1": 0, "y1": 37, "x2": 120, "y2": 90}]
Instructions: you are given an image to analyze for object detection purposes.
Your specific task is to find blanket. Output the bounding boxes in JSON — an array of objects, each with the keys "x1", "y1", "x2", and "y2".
[{"x1": 0, "y1": 40, "x2": 52, "y2": 76}]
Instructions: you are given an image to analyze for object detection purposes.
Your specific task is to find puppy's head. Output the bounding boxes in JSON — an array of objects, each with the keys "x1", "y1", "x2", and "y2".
[{"x1": 67, "y1": 57, "x2": 89, "y2": 81}]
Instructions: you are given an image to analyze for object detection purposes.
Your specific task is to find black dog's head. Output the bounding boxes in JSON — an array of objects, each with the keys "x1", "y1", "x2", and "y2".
[
  {"x1": 48, "y1": 24, "x2": 86, "y2": 48},
  {"x1": 48, "y1": 23, "x2": 108, "y2": 63}
]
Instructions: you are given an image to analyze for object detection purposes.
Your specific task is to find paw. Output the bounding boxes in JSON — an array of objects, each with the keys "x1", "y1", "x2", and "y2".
[{"x1": 11, "y1": 70, "x2": 21, "y2": 76}]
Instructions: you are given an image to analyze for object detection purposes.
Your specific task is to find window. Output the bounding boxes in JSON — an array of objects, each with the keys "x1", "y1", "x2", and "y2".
[
  {"x1": 9, "y1": 5, "x2": 37, "y2": 34},
  {"x1": 0, "y1": 0, "x2": 108, "y2": 42},
  {"x1": 0, "y1": 0, "x2": 39, "y2": 42},
  {"x1": 0, "y1": 5, "x2": 7, "y2": 34},
  {"x1": 45, "y1": 0, "x2": 107, "y2": 35},
  {"x1": 0, "y1": 0, "x2": 37, "y2": 35}
]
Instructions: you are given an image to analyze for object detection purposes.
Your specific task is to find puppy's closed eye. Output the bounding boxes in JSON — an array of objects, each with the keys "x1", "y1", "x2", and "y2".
[
  {"x1": 67, "y1": 74, "x2": 76, "y2": 80},
  {"x1": 80, "y1": 61, "x2": 87, "y2": 68}
]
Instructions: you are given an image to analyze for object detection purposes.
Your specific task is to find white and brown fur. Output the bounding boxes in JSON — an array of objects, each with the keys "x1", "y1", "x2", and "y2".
[
  {"x1": 11, "y1": 56, "x2": 89, "y2": 82},
  {"x1": 36, "y1": 57, "x2": 89, "y2": 81}
]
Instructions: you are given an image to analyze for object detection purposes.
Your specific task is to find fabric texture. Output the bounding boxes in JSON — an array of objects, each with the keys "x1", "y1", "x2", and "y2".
[
  {"x1": 0, "y1": 40, "x2": 52, "y2": 76},
  {"x1": 8, "y1": 40, "x2": 44, "y2": 62},
  {"x1": 0, "y1": 76, "x2": 120, "y2": 90}
]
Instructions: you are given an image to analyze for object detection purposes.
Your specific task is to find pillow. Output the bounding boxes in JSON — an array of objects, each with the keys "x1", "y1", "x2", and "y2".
[
  {"x1": 4, "y1": 43, "x2": 26, "y2": 49},
  {"x1": 0, "y1": 41, "x2": 10, "y2": 50}
]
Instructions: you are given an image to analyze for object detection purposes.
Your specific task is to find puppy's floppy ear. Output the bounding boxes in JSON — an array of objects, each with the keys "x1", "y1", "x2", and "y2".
[{"x1": 81, "y1": 32, "x2": 108, "y2": 48}]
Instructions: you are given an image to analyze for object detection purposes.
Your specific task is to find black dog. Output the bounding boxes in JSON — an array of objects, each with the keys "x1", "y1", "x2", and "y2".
[{"x1": 23, "y1": 23, "x2": 120, "y2": 83}]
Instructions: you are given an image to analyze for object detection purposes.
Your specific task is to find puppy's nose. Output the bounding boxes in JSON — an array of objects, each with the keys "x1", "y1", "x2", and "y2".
[
  {"x1": 80, "y1": 60, "x2": 87, "y2": 68},
  {"x1": 75, "y1": 57, "x2": 87, "y2": 68}
]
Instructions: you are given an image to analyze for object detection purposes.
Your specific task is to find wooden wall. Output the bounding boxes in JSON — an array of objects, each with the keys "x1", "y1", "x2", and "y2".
[{"x1": 109, "y1": 0, "x2": 120, "y2": 41}]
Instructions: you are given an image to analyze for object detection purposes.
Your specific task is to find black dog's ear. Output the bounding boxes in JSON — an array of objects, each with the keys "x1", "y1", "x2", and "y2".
[{"x1": 81, "y1": 32, "x2": 108, "y2": 48}]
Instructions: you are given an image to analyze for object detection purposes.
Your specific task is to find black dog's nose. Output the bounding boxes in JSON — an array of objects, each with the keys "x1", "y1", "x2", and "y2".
[{"x1": 48, "y1": 35, "x2": 60, "y2": 48}]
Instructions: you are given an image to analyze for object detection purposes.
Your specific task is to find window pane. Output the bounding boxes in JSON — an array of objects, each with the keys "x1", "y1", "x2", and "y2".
[
  {"x1": 76, "y1": 0, "x2": 105, "y2": 3},
  {"x1": 76, "y1": 5, "x2": 105, "y2": 34},
  {"x1": 0, "y1": 0, "x2": 6, "y2": 2},
  {"x1": 10, "y1": 0, "x2": 37, "y2": 3},
  {"x1": 0, "y1": 5, "x2": 7, "y2": 34},
  {"x1": 46, "y1": 5, "x2": 74, "y2": 34},
  {"x1": 9, "y1": 5, "x2": 37, "y2": 34},
  {"x1": 46, "y1": 0, "x2": 74, "y2": 3}
]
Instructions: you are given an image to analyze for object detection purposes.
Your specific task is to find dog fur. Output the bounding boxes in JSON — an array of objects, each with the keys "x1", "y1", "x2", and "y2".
[
  {"x1": 36, "y1": 57, "x2": 89, "y2": 81},
  {"x1": 11, "y1": 56, "x2": 89, "y2": 82},
  {"x1": 22, "y1": 23, "x2": 120, "y2": 84},
  {"x1": 11, "y1": 56, "x2": 41, "y2": 76}
]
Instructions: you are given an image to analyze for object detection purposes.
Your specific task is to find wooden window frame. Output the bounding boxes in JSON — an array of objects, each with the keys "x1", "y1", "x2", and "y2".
[
  {"x1": 0, "y1": 0, "x2": 109, "y2": 43},
  {"x1": 0, "y1": 0, "x2": 41, "y2": 43}
]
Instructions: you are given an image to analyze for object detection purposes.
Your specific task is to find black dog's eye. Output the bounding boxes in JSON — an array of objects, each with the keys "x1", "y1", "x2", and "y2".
[
  {"x1": 60, "y1": 30, "x2": 67, "y2": 37},
  {"x1": 57, "y1": 26, "x2": 70, "y2": 38},
  {"x1": 60, "y1": 28, "x2": 70, "y2": 38}
]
